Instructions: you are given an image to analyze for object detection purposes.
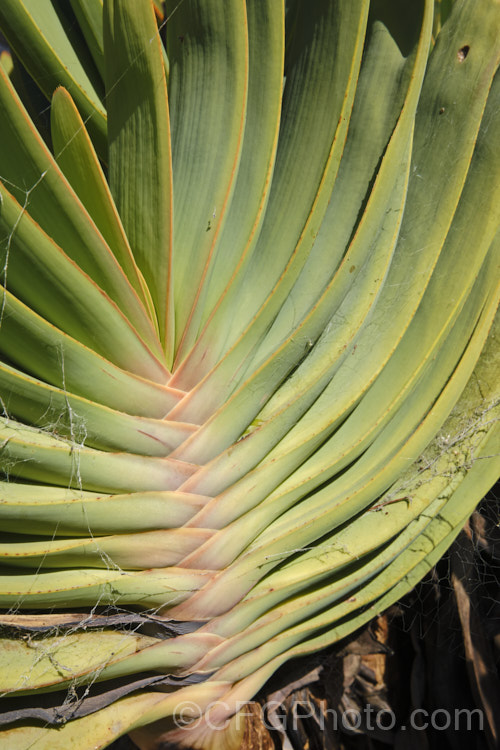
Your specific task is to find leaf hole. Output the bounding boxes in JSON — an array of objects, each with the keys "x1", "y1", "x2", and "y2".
[{"x1": 457, "y1": 45, "x2": 470, "y2": 62}]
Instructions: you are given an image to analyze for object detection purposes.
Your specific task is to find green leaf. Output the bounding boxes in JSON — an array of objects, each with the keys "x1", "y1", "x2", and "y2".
[
  {"x1": 70, "y1": 0, "x2": 105, "y2": 77},
  {"x1": 0, "y1": 362, "x2": 197, "y2": 456},
  {"x1": 0, "y1": 0, "x2": 107, "y2": 157},
  {"x1": 50, "y1": 86, "x2": 155, "y2": 316},
  {"x1": 0, "y1": 290, "x2": 179, "y2": 416},
  {"x1": 166, "y1": 0, "x2": 249, "y2": 358},
  {"x1": 0, "y1": 66, "x2": 161, "y2": 353},
  {"x1": 0, "y1": 185, "x2": 168, "y2": 381},
  {"x1": 0, "y1": 484, "x2": 207, "y2": 536},
  {"x1": 171, "y1": 0, "x2": 285, "y2": 364},
  {"x1": 104, "y1": 0, "x2": 173, "y2": 351},
  {"x1": 172, "y1": 0, "x2": 370, "y2": 383}
]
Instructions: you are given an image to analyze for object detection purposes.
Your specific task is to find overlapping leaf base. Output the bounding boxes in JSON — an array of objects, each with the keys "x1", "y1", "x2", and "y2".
[{"x1": 0, "y1": 0, "x2": 499, "y2": 747}]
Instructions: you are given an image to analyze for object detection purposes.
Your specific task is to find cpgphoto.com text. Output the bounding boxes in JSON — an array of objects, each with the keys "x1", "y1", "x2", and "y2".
[{"x1": 172, "y1": 700, "x2": 485, "y2": 734}]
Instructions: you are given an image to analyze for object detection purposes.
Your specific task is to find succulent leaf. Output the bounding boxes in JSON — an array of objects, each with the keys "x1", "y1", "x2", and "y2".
[{"x1": 0, "y1": 0, "x2": 498, "y2": 747}]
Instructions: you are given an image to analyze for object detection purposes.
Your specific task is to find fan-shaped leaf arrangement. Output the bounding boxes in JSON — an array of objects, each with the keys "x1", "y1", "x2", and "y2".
[{"x1": 0, "y1": 0, "x2": 499, "y2": 747}]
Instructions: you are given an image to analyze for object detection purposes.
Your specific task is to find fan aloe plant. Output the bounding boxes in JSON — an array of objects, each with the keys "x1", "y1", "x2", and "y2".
[{"x1": 0, "y1": 0, "x2": 499, "y2": 748}]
